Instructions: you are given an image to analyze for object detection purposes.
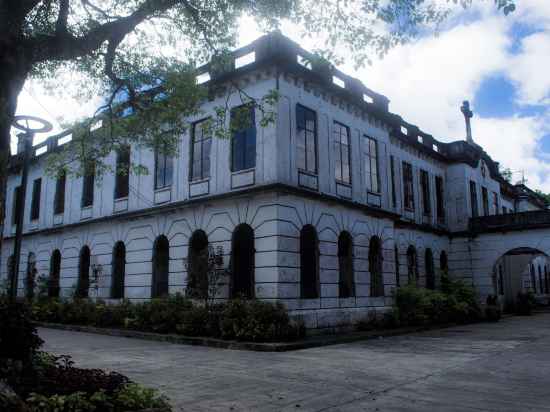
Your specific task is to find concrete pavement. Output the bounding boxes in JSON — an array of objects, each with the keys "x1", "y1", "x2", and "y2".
[{"x1": 40, "y1": 313, "x2": 550, "y2": 411}]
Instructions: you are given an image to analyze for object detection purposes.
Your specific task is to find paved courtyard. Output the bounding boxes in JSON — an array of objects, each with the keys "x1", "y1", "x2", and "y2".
[{"x1": 40, "y1": 313, "x2": 550, "y2": 411}]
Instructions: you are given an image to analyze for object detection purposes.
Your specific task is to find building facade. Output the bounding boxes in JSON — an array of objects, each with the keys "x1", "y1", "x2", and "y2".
[{"x1": 2, "y1": 32, "x2": 549, "y2": 329}]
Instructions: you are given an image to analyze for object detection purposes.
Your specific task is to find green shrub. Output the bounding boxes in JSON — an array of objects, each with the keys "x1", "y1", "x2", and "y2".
[
  {"x1": 129, "y1": 294, "x2": 192, "y2": 333},
  {"x1": 113, "y1": 383, "x2": 171, "y2": 411},
  {"x1": 394, "y1": 280, "x2": 481, "y2": 327},
  {"x1": 220, "y1": 299, "x2": 303, "y2": 342},
  {"x1": 0, "y1": 298, "x2": 43, "y2": 362}
]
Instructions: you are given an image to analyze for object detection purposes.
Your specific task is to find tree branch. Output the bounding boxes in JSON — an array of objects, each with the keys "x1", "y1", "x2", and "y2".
[
  {"x1": 28, "y1": 0, "x2": 181, "y2": 63},
  {"x1": 55, "y1": 0, "x2": 70, "y2": 35}
]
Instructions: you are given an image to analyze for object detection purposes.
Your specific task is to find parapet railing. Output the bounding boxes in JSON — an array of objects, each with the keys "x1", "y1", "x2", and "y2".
[{"x1": 469, "y1": 210, "x2": 550, "y2": 233}]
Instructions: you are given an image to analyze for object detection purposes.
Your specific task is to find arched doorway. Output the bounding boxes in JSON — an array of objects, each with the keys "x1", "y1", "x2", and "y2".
[
  {"x1": 300, "y1": 225, "x2": 319, "y2": 299},
  {"x1": 49, "y1": 250, "x2": 61, "y2": 298},
  {"x1": 425, "y1": 248, "x2": 435, "y2": 290},
  {"x1": 152, "y1": 235, "x2": 170, "y2": 298},
  {"x1": 111, "y1": 241, "x2": 126, "y2": 299},
  {"x1": 231, "y1": 224, "x2": 255, "y2": 298},
  {"x1": 338, "y1": 231, "x2": 354, "y2": 298},
  {"x1": 187, "y1": 230, "x2": 209, "y2": 299},
  {"x1": 493, "y1": 247, "x2": 550, "y2": 310},
  {"x1": 76, "y1": 246, "x2": 91, "y2": 298},
  {"x1": 369, "y1": 236, "x2": 384, "y2": 297},
  {"x1": 26, "y1": 252, "x2": 36, "y2": 299},
  {"x1": 407, "y1": 246, "x2": 418, "y2": 285}
]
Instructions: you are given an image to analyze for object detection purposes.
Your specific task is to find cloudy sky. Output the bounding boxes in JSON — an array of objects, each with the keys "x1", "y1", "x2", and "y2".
[{"x1": 13, "y1": 0, "x2": 550, "y2": 190}]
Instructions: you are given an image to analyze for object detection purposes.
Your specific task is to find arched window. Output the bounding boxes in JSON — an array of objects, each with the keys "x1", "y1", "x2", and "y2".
[
  {"x1": 440, "y1": 251, "x2": 448, "y2": 274},
  {"x1": 369, "y1": 236, "x2": 384, "y2": 297},
  {"x1": 231, "y1": 224, "x2": 255, "y2": 298},
  {"x1": 407, "y1": 246, "x2": 418, "y2": 284},
  {"x1": 530, "y1": 264, "x2": 537, "y2": 293},
  {"x1": 498, "y1": 264, "x2": 504, "y2": 295},
  {"x1": 111, "y1": 242, "x2": 126, "y2": 299},
  {"x1": 338, "y1": 231, "x2": 354, "y2": 298},
  {"x1": 26, "y1": 252, "x2": 36, "y2": 299},
  {"x1": 49, "y1": 250, "x2": 61, "y2": 298},
  {"x1": 187, "y1": 230, "x2": 209, "y2": 299},
  {"x1": 300, "y1": 225, "x2": 319, "y2": 299},
  {"x1": 425, "y1": 248, "x2": 435, "y2": 290},
  {"x1": 152, "y1": 235, "x2": 170, "y2": 298},
  {"x1": 395, "y1": 245, "x2": 400, "y2": 287},
  {"x1": 76, "y1": 246, "x2": 91, "y2": 298}
]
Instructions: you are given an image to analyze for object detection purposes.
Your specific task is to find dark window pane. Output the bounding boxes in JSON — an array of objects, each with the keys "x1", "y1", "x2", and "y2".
[
  {"x1": 115, "y1": 146, "x2": 130, "y2": 199},
  {"x1": 30, "y1": 178, "x2": 41, "y2": 220},
  {"x1": 54, "y1": 172, "x2": 66, "y2": 215},
  {"x1": 231, "y1": 105, "x2": 256, "y2": 172},
  {"x1": 81, "y1": 164, "x2": 95, "y2": 208}
]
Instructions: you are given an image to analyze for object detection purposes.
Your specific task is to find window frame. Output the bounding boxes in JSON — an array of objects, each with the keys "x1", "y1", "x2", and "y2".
[
  {"x1": 12, "y1": 186, "x2": 22, "y2": 225},
  {"x1": 402, "y1": 161, "x2": 414, "y2": 211},
  {"x1": 154, "y1": 144, "x2": 173, "y2": 190},
  {"x1": 469, "y1": 180, "x2": 478, "y2": 217},
  {"x1": 296, "y1": 104, "x2": 318, "y2": 174},
  {"x1": 435, "y1": 175, "x2": 445, "y2": 223},
  {"x1": 81, "y1": 162, "x2": 95, "y2": 208},
  {"x1": 114, "y1": 146, "x2": 130, "y2": 199},
  {"x1": 365, "y1": 135, "x2": 380, "y2": 194},
  {"x1": 420, "y1": 169, "x2": 431, "y2": 216},
  {"x1": 230, "y1": 104, "x2": 257, "y2": 173},
  {"x1": 30, "y1": 178, "x2": 42, "y2": 221},
  {"x1": 189, "y1": 118, "x2": 213, "y2": 181},
  {"x1": 390, "y1": 156, "x2": 397, "y2": 208},
  {"x1": 333, "y1": 121, "x2": 352, "y2": 185},
  {"x1": 54, "y1": 171, "x2": 66, "y2": 215}
]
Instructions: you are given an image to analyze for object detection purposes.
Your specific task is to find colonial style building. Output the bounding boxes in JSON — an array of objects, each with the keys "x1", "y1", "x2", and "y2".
[{"x1": 2, "y1": 32, "x2": 549, "y2": 328}]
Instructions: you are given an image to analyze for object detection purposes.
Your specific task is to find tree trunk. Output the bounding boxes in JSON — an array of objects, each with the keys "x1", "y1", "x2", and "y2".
[{"x1": 0, "y1": 35, "x2": 29, "y2": 279}]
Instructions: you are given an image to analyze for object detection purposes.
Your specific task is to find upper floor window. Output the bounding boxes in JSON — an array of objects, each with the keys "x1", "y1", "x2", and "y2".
[
  {"x1": 402, "y1": 162, "x2": 414, "y2": 210},
  {"x1": 154, "y1": 145, "x2": 173, "y2": 189},
  {"x1": 12, "y1": 186, "x2": 22, "y2": 225},
  {"x1": 420, "y1": 170, "x2": 430, "y2": 216},
  {"x1": 190, "y1": 119, "x2": 212, "y2": 181},
  {"x1": 469, "y1": 180, "x2": 478, "y2": 217},
  {"x1": 482, "y1": 186, "x2": 489, "y2": 216},
  {"x1": 334, "y1": 121, "x2": 351, "y2": 184},
  {"x1": 365, "y1": 136, "x2": 379, "y2": 193},
  {"x1": 81, "y1": 162, "x2": 95, "y2": 208},
  {"x1": 296, "y1": 105, "x2": 317, "y2": 174},
  {"x1": 231, "y1": 105, "x2": 256, "y2": 172},
  {"x1": 492, "y1": 192, "x2": 499, "y2": 215},
  {"x1": 54, "y1": 171, "x2": 66, "y2": 215},
  {"x1": 114, "y1": 146, "x2": 130, "y2": 199},
  {"x1": 390, "y1": 156, "x2": 397, "y2": 208},
  {"x1": 435, "y1": 176, "x2": 445, "y2": 223},
  {"x1": 30, "y1": 178, "x2": 42, "y2": 221}
]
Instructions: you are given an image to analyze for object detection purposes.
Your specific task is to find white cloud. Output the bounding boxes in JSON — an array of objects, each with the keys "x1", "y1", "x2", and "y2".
[{"x1": 508, "y1": 31, "x2": 550, "y2": 105}]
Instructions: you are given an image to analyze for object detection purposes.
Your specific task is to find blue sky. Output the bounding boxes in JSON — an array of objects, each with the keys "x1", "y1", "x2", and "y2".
[{"x1": 13, "y1": 0, "x2": 550, "y2": 190}]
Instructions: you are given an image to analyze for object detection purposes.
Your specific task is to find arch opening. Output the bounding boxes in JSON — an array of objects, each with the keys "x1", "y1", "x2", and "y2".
[
  {"x1": 492, "y1": 247, "x2": 549, "y2": 310},
  {"x1": 425, "y1": 248, "x2": 435, "y2": 290},
  {"x1": 300, "y1": 224, "x2": 319, "y2": 299},
  {"x1": 76, "y1": 246, "x2": 91, "y2": 298},
  {"x1": 49, "y1": 250, "x2": 61, "y2": 298},
  {"x1": 338, "y1": 231, "x2": 354, "y2": 298},
  {"x1": 369, "y1": 236, "x2": 384, "y2": 297},
  {"x1": 112, "y1": 241, "x2": 126, "y2": 299},
  {"x1": 231, "y1": 224, "x2": 255, "y2": 298},
  {"x1": 152, "y1": 235, "x2": 170, "y2": 298},
  {"x1": 187, "y1": 230, "x2": 210, "y2": 299}
]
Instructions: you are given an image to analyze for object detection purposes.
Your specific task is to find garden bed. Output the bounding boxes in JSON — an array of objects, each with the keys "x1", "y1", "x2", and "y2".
[{"x1": 36, "y1": 320, "x2": 463, "y2": 352}]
